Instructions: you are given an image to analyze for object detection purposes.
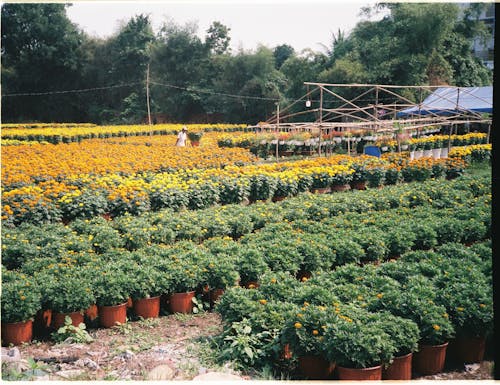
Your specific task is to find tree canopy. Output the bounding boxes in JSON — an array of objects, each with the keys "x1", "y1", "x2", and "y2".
[{"x1": 1, "y1": 3, "x2": 492, "y2": 124}]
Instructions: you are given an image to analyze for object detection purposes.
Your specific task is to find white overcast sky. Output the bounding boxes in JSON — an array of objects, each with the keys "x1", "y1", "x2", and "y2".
[{"x1": 65, "y1": 1, "x2": 388, "y2": 53}]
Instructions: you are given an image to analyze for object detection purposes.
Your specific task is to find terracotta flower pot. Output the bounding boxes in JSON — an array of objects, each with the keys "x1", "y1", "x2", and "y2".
[
  {"x1": 126, "y1": 297, "x2": 133, "y2": 308},
  {"x1": 1, "y1": 320, "x2": 33, "y2": 346},
  {"x1": 84, "y1": 304, "x2": 99, "y2": 321},
  {"x1": 383, "y1": 352, "x2": 413, "y2": 380},
  {"x1": 337, "y1": 364, "x2": 382, "y2": 380},
  {"x1": 169, "y1": 291, "x2": 195, "y2": 314},
  {"x1": 330, "y1": 183, "x2": 350, "y2": 192},
  {"x1": 52, "y1": 311, "x2": 84, "y2": 329},
  {"x1": 190, "y1": 141, "x2": 200, "y2": 147},
  {"x1": 413, "y1": 342, "x2": 448, "y2": 375},
  {"x1": 451, "y1": 336, "x2": 486, "y2": 364},
  {"x1": 350, "y1": 180, "x2": 367, "y2": 190},
  {"x1": 298, "y1": 355, "x2": 335, "y2": 380},
  {"x1": 209, "y1": 289, "x2": 225, "y2": 308},
  {"x1": 311, "y1": 187, "x2": 331, "y2": 194},
  {"x1": 34, "y1": 308, "x2": 52, "y2": 336},
  {"x1": 98, "y1": 302, "x2": 127, "y2": 328},
  {"x1": 281, "y1": 343, "x2": 292, "y2": 360},
  {"x1": 133, "y1": 296, "x2": 161, "y2": 319},
  {"x1": 272, "y1": 195, "x2": 287, "y2": 202}
]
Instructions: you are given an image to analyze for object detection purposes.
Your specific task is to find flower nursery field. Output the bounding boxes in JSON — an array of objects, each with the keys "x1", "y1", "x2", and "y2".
[{"x1": 1, "y1": 123, "x2": 493, "y2": 380}]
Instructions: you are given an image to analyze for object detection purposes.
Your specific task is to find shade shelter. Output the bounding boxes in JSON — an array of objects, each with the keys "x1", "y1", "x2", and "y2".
[{"x1": 396, "y1": 86, "x2": 493, "y2": 117}]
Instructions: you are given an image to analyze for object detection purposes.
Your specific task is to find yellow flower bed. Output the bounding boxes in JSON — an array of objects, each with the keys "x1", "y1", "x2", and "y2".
[
  {"x1": 0, "y1": 123, "x2": 247, "y2": 140},
  {"x1": 1, "y1": 134, "x2": 256, "y2": 186}
]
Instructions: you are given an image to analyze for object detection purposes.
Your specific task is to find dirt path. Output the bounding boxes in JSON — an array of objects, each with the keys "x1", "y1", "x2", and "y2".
[{"x1": 2, "y1": 312, "x2": 494, "y2": 381}]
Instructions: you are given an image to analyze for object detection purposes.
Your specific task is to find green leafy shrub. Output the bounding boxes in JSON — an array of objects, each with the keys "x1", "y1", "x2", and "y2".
[
  {"x1": 45, "y1": 274, "x2": 95, "y2": 313},
  {"x1": 1, "y1": 274, "x2": 41, "y2": 323}
]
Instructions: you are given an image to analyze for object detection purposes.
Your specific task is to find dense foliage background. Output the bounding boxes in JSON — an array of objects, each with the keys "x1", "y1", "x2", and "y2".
[{"x1": 1, "y1": 3, "x2": 492, "y2": 124}]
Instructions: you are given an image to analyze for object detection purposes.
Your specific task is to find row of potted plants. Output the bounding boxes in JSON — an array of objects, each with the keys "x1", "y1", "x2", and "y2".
[
  {"x1": 2, "y1": 174, "x2": 490, "y2": 348},
  {"x1": 2, "y1": 173, "x2": 490, "y2": 271},
  {"x1": 1, "y1": 123, "x2": 248, "y2": 144},
  {"x1": 213, "y1": 241, "x2": 492, "y2": 379},
  {"x1": 4, "y1": 149, "x2": 486, "y2": 226}
]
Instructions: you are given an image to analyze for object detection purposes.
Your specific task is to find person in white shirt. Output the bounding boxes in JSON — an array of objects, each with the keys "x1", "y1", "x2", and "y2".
[{"x1": 175, "y1": 126, "x2": 188, "y2": 147}]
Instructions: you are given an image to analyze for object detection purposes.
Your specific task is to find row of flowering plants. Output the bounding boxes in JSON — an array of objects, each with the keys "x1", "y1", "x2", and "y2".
[
  {"x1": 1, "y1": 174, "x2": 491, "y2": 360},
  {"x1": 0, "y1": 123, "x2": 249, "y2": 143},
  {"x1": 4, "y1": 147, "x2": 489, "y2": 226},
  {"x1": 213, "y1": 238, "x2": 491, "y2": 376}
]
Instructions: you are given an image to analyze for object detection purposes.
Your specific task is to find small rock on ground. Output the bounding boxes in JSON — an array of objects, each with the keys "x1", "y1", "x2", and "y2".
[
  {"x1": 192, "y1": 371, "x2": 246, "y2": 381},
  {"x1": 146, "y1": 364, "x2": 176, "y2": 380}
]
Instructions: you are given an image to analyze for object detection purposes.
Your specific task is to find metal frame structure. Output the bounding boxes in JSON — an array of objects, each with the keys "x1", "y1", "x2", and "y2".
[{"x1": 254, "y1": 83, "x2": 492, "y2": 139}]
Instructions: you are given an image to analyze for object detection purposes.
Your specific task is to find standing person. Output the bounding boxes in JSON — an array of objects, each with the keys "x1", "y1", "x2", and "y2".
[{"x1": 175, "y1": 126, "x2": 188, "y2": 147}]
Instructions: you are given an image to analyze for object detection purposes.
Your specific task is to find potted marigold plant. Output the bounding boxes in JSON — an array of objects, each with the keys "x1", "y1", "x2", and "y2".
[
  {"x1": 1, "y1": 275, "x2": 41, "y2": 345},
  {"x1": 349, "y1": 164, "x2": 368, "y2": 190},
  {"x1": 202, "y1": 256, "x2": 240, "y2": 307},
  {"x1": 236, "y1": 248, "x2": 268, "y2": 288},
  {"x1": 310, "y1": 170, "x2": 332, "y2": 194},
  {"x1": 281, "y1": 304, "x2": 335, "y2": 379},
  {"x1": 436, "y1": 274, "x2": 492, "y2": 364},
  {"x1": 166, "y1": 257, "x2": 202, "y2": 314},
  {"x1": 45, "y1": 274, "x2": 95, "y2": 329},
  {"x1": 374, "y1": 312, "x2": 420, "y2": 380},
  {"x1": 93, "y1": 267, "x2": 130, "y2": 327},
  {"x1": 324, "y1": 308, "x2": 396, "y2": 380},
  {"x1": 187, "y1": 131, "x2": 203, "y2": 146},
  {"x1": 129, "y1": 264, "x2": 168, "y2": 319}
]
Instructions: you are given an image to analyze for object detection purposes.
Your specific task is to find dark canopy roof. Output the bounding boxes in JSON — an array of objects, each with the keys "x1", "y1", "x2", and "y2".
[{"x1": 397, "y1": 86, "x2": 492, "y2": 117}]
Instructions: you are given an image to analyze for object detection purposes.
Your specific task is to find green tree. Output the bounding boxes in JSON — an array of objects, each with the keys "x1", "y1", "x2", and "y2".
[
  {"x1": 1, "y1": 3, "x2": 87, "y2": 122},
  {"x1": 205, "y1": 21, "x2": 231, "y2": 55},
  {"x1": 273, "y1": 44, "x2": 295, "y2": 69}
]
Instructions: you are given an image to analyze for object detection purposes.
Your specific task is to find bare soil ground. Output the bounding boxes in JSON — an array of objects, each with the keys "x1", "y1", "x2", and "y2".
[{"x1": 2, "y1": 311, "x2": 495, "y2": 381}]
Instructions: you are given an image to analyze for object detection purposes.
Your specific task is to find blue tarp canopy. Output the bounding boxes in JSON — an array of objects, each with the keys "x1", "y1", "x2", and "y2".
[{"x1": 397, "y1": 86, "x2": 492, "y2": 117}]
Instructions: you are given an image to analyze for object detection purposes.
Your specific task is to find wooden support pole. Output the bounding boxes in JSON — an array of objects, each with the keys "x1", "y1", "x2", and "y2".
[
  {"x1": 275, "y1": 103, "x2": 280, "y2": 161},
  {"x1": 318, "y1": 87, "x2": 323, "y2": 156},
  {"x1": 146, "y1": 63, "x2": 152, "y2": 128}
]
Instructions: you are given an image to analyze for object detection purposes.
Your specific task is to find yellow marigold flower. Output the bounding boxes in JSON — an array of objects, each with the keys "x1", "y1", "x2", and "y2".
[
  {"x1": 296, "y1": 313, "x2": 303, "y2": 318},
  {"x1": 376, "y1": 293, "x2": 383, "y2": 299},
  {"x1": 303, "y1": 302, "x2": 310, "y2": 307},
  {"x1": 433, "y1": 324, "x2": 441, "y2": 331},
  {"x1": 479, "y1": 304, "x2": 486, "y2": 308},
  {"x1": 301, "y1": 276, "x2": 308, "y2": 282},
  {"x1": 357, "y1": 295, "x2": 363, "y2": 301},
  {"x1": 270, "y1": 278, "x2": 277, "y2": 284},
  {"x1": 20, "y1": 295, "x2": 26, "y2": 300},
  {"x1": 259, "y1": 299, "x2": 267, "y2": 305},
  {"x1": 457, "y1": 307, "x2": 464, "y2": 312},
  {"x1": 294, "y1": 322, "x2": 302, "y2": 329},
  {"x1": 312, "y1": 330, "x2": 319, "y2": 335}
]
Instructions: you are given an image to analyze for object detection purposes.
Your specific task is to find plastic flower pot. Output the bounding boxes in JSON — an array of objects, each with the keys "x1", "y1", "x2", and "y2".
[
  {"x1": 311, "y1": 187, "x2": 331, "y2": 194},
  {"x1": 133, "y1": 296, "x2": 161, "y2": 319},
  {"x1": 337, "y1": 365, "x2": 382, "y2": 380},
  {"x1": 449, "y1": 336, "x2": 486, "y2": 364},
  {"x1": 350, "y1": 180, "x2": 367, "y2": 190},
  {"x1": 168, "y1": 291, "x2": 195, "y2": 314},
  {"x1": 209, "y1": 289, "x2": 225, "y2": 309},
  {"x1": 52, "y1": 311, "x2": 84, "y2": 329},
  {"x1": 98, "y1": 302, "x2": 127, "y2": 328},
  {"x1": 382, "y1": 352, "x2": 413, "y2": 380},
  {"x1": 330, "y1": 184, "x2": 350, "y2": 192},
  {"x1": 413, "y1": 342, "x2": 448, "y2": 375},
  {"x1": 84, "y1": 304, "x2": 99, "y2": 321},
  {"x1": 1, "y1": 320, "x2": 33, "y2": 346},
  {"x1": 34, "y1": 309, "x2": 52, "y2": 336},
  {"x1": 298, "y1": 355, "x2": 336, "y2": 380}
]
